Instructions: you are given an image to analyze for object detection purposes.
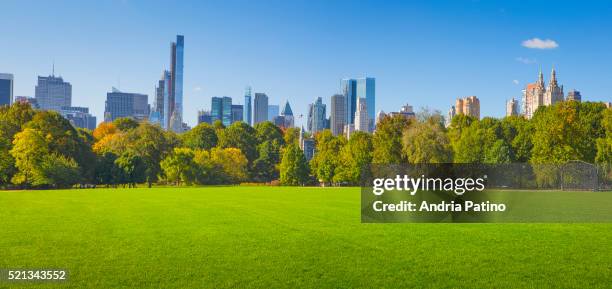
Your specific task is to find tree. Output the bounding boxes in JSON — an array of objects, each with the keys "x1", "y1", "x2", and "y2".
[
  {"x1": 252, "y1": 140, "x2": 282, "y2": 182},
  {"x1": 500, "y1": 116, "x2": 533, "y2": 162},
  {"x1": 0, "y1": 103, "x2": 37, "y2": 185},
  {"x1": 112, "y1": 117, "x2": 140, "y2": 132},
  {"x1": 115, "y1": 151, "x2": 146, "y2": 187},
  {"x1": 93, "y1": 122, "x2": 118, "y2": 141},
  {"x1": 373, "y1": 114, "x2": 412, "y2": 164},
  {"x1": 181, "y1": 122, "x2": 218, "y2": 150},
  {"x1": 309, "y1": 130, "x2": 345, "y2": 185},
  {"x1": 280, "y1": 144, "x2": 309, "y2": 186},
  {"x1": 94, "y1": 152, "x2": 121, "y2": 187},
  {"x1": 210, "y1": 147, "x2": 249, "y2": 184},
  {"x1": 284, "y1": 127, "x2": 301, "y2": 146},
  {"x1": 254, "y1": 121, "x2": 284, "y2": 145},
  {"x1": 127, "y1": 123, "x2": 178, "y2": 187},
  {"x1": 160, "y1": 148, "x2": 198, "y2": 186},
  {"x1": 10, "y1": 128, "x2": 49, "y2": 187},
  {"x1": 334, "y1": 131, "x2": 373, "y2": 185},
  {"x1": 218, "y1": 122, "x2": 258, "y2": 164},
  {"x1": 33, "y1": 153, "x2": 81, "y2": 188},
  {"x1": 403, "y1": 118, "x2": 452, "y2": 163},
  {"x1": 595, "y1": 109, "x2": 612, "y2": 181}
]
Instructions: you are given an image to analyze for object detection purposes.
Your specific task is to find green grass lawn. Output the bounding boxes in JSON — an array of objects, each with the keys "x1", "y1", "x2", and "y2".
[{"x1": 1, "y1": 187, "x2": 611, "y2": 288}]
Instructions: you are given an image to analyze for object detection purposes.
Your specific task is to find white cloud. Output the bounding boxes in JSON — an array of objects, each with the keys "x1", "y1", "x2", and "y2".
[
  {"x1": 515, "y1": 57, "x2": 537, "y2": 64},
  {"x1": 522, "y1": 38, "x2": 559, "y2": 49},
  {"x1": 513, "y1": 80, "x2": 519, "y2": 85},
  {"x1": 194, "y1": 86, "x2": 202, "y2": 92}
]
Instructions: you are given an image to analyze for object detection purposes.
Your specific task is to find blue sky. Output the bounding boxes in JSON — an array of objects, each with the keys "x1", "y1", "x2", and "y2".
[{"x1": 2, "y1": 0, "x2": 611, "y2": 127}]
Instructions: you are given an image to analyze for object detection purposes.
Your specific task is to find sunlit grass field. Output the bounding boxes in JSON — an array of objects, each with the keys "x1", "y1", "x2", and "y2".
[{"x1": 1, "y1": 187, "x2": 611, "y2": 288}]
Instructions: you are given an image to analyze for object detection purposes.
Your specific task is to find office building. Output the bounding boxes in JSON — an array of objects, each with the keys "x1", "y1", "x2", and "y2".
[
  {"x1": 354, "y1": 98, "x2": 369, "y2": 132},
  {"x1": 151, "y1": 71, "x2": 170, "y2": 128},
  {"x1": 0, "y1": 73, "x2": 14, "y2": 106},
  {"x1": 211, "y1": 96, "x2": 232, "y2": 126},
  {"x1": 388, "y1": 104, "x2": 416, "y2": 120},
  {"x1": 357, "y1": 77, "x2": 375, "y2": 129},
  {"x1": 104, "y1": 88, "x2": 149, "y2": 122},
  {"x1": 268, "y1": 104, "x2": 279, "y2": 121},
  {"x1": 506, "y1": 97, "x2": 520, "y2": 117},
  {"x1": 244, "y1": 86, "x2": 252, "y2": 125},
  {"x1": 232, "y1": 104, "x2": 243, "y2": 123},
  {"x1": 341, "y1": 78, "x2": 357, "y2": 124},
  {"x1": 273, "y1": 101, "x2": 294, "y2": 129},
  {"x1": 330, "y1": 94, "x2": 346, "y2": 136},
  {"x1": 299, "y1": 127, "x2": 315, "y2": 161},
  {"x1": 254, "y1": 93, "x2": 268, "y2": 124},
  {"x1": 566, "y1": 90, "x2": 582, "y2": 102},
  {"x1": 308, "y1": 97, "x2": 326, "y2": 133},
  {"x1": 60, "y1": 106, "x2": 97, "y2": 130},
  {"x1": 198, "y1": 110, "x2": 212, "y2": 124},
  {"x1": 35, "y1": 74, "x2": 72, "y2": 111}
]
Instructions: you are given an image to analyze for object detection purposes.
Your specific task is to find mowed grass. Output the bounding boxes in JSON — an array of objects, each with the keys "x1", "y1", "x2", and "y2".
[{"x1": 0, "y1": 187, "x2": 611, "y2": 289}]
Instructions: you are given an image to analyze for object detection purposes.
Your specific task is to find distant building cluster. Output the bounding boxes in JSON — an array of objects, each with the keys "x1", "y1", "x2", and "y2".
[
  {"x1": 522, "y1": 68, "x2": 564, "y2": 119},
  {"x1": 447, "y1": 96, "x2": 480, "y2": 126}
]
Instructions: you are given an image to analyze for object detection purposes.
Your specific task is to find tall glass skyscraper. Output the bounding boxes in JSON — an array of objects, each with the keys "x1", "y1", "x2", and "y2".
[
  {"x1": 356, "y1": 77, "x2": 375, "y2": 125},
  {"x1": 211, "y1": 96, "x2": 233, "y2": 127},
  {"x1": 243, "y1": 86, "x2": 252, "y2": 125},
  {"x1": 253, "y1": 93, "x2": 268, "y2": 124},
  {"x1": 0, "y1": 73, "x2": 13, "y2": 106},
  {"x1": 167, "y1": 35, "x2": 184, "y2": 132},
  {"x1": 341, "y1": 78, "x2": 357, "y2": 124}
]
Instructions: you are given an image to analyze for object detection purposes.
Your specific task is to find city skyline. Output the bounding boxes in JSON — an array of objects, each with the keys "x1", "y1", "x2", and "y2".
[{"x1": 2, "y1": 0, "x2": 612, "y2": 127}]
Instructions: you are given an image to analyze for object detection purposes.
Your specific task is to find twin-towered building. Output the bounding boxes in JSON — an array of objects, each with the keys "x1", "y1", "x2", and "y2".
[
  {"x1": 522, "y1": 68, "x2": 564, "y2": 118},
  {"x1": 447, "y1": 95, "x2": 481, "y2": 125}
]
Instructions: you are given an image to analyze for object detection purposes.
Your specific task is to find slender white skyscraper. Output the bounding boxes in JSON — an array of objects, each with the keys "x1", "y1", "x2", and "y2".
[{"x1": 354, "y1": 98, "x2": 369, "y2": 132}]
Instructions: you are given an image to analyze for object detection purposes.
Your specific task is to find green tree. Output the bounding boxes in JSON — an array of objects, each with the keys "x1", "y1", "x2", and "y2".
[
  {"x1": 280, "y1": 143, "x2": 309, "y2": 186},
  {"x1": 127, "y1": 123, "x2": 179, "y2": 186},
  {"x1": 218, "y1": 122, "x2": 258, "y2": 164},
  {"x1": 334, "y1": 131, "x2": 373, "y2": 185},
  {"x1": 115, "y1": 151, "x2": 146, "y2": 187},
  {"x1": 112, "y1": 117, "x2": 140, "y2": 132},
  {"x1": 373, "y1": 114, "x2": 412, "y2": 164},
  {"x1": 33, "y1": 153, "x2": 81, "y2": 188},
  {"x1": 0, "y1": 103, "x2": 37, "y2": 185},
  {"x1": 309, "y1": 130, "x2": 345, "y2": 185},
  {"x1": 210, "y1": 147, "x2": 249, "y2": 184},
  {"x1": 160, "y1": 148, "x2": 198, "y2": 186},
  {"x1": 403, "y1": 118, "x2": 452, "y2": 163},
  {"x1": 10, "y1": 128, "x2": 48, "y2": 187},
  {"x1": 182, "y1": 122, "x2": 218, "y2": 150},
  {"x1": 284, "y1": 127, "x2": 301, "y2": 146}
]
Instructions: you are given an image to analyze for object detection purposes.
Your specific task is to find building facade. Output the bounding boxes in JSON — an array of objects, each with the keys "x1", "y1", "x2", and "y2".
[
  {"x1": 566, "y1": 90, "x2": 582, "y2": 102},
  {"x1": 330, "y1": 94, "x2": 346, "y2": 136},
  {"x1": 60, "y1": 106, "x2": 97, "y2": 130},
  {"x1": 454, "y1": 96, "x2": 480, "y2": 119},
  {"x1": 198, "y1": 110, "x2": 212, "y2": 124},
  {"x1": 341, "y1": 78, "x2": 357, "y2": 124},
  {"x1": 253, "y1": 93, "x2": 268, "y2": 124},
  {"x1": 211, "y1": 96, "x2": 233, "y2": 126},
  {"x1": 506, "y1": 97, "x2": 520, "y2": 117},
  {"x1": 357, "y1": 77, "x2": 375, "y2": 130},
  {"x1": 308, "y1": 97, "x2": 326, "y2": 133},
  {"x1": 523, "y1": 68, "x2": 564, "y2": 119},
  {"x1": 0, "y1": 73, "x2": 13, "y2": 106},
  {"x1": 244, "y1": 86, "x2": 252, "y2": 125},
  {"x1": 231, "y1": 104, "x2": 243, "y2": 123},
  {"x1": 35, "y1": 75, "x2": 72, "y2": 111},
  {"x1": 354, "y1": 97, "x2": 369, "y2": 132},
  {"x1": 104, "y1": 88, "x2": 149, "y2": 122},
  {"x1": 268, "y1": 104, "x2": 279, "y2": 122}
]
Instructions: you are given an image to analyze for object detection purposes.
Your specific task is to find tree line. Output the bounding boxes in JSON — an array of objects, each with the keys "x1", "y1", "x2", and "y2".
[{"x1": 0, "y1": 100, "x2": 611, "y2": 189}]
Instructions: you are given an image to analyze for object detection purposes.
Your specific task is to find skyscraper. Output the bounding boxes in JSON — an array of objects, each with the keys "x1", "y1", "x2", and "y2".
[
  {"x1": 0, "y1": 73, "x2": 13, "y2": 106},
  {"x1": 61, "y1": 106, "x2": 97, "y2": 130},
  {"x1": 104, "y1": 88, "x2": 149, "y2": 122},
  {"x1": 566, "y1": 90, "x2": 582, "y2": 102},
  {"x1": 198, "y1": 110, "x2": 213, "y2": 124},
  {"x1": 211, "y1": 96, "x2": 232, "y2": 126},
  {"x1": 161, "y1": 70, "x2": 172, "y2": 129},
  {"x1": 168, "y1": 35, "x2": 184, "y2": 132},
  {"x1": 254, "y1": 93, "x2": 268, "y2": 124},
  {"x1": 523, "y1": 67, "x2": 564, "y2": 119},
  {"x1": 454, "y1": 96, "x2": 480, "y2": 119},
  {"x1": 330, "y1": 94, "x2": 346, "y2": 136},
  {"x1": 308, "y1": 97, "x2": 326, "y2": 133},
  {"x1": 354, "y1": 98, "x2": 369, "y2": 132},
  {"x1": 356, "y1": 77, "x2": 375, "y2": 130},
  {"x1": 341, "y1": 78, "x2": 357, "y2": 124},
  {"x1": 273, "y1": 101, "x2": 295, "y2": 129},
  {"x1": 231, "y1": 104, "x2": 243, "y2": 123},
  {"x1": 151, "y1": 70, "x2": 170, "y2": 128},
  {"x1": 244, "y1": 86, "x2": 252, "y2": 125},
  {"x1": 506, "y1": 97, "x2": 520, "y2": 117},
  {"x1": 35, "y1": 74, "x2": 72, "y2": 111},
  {"x1": 268, "y1": 104, "x2": 279, "y2": 121}
]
